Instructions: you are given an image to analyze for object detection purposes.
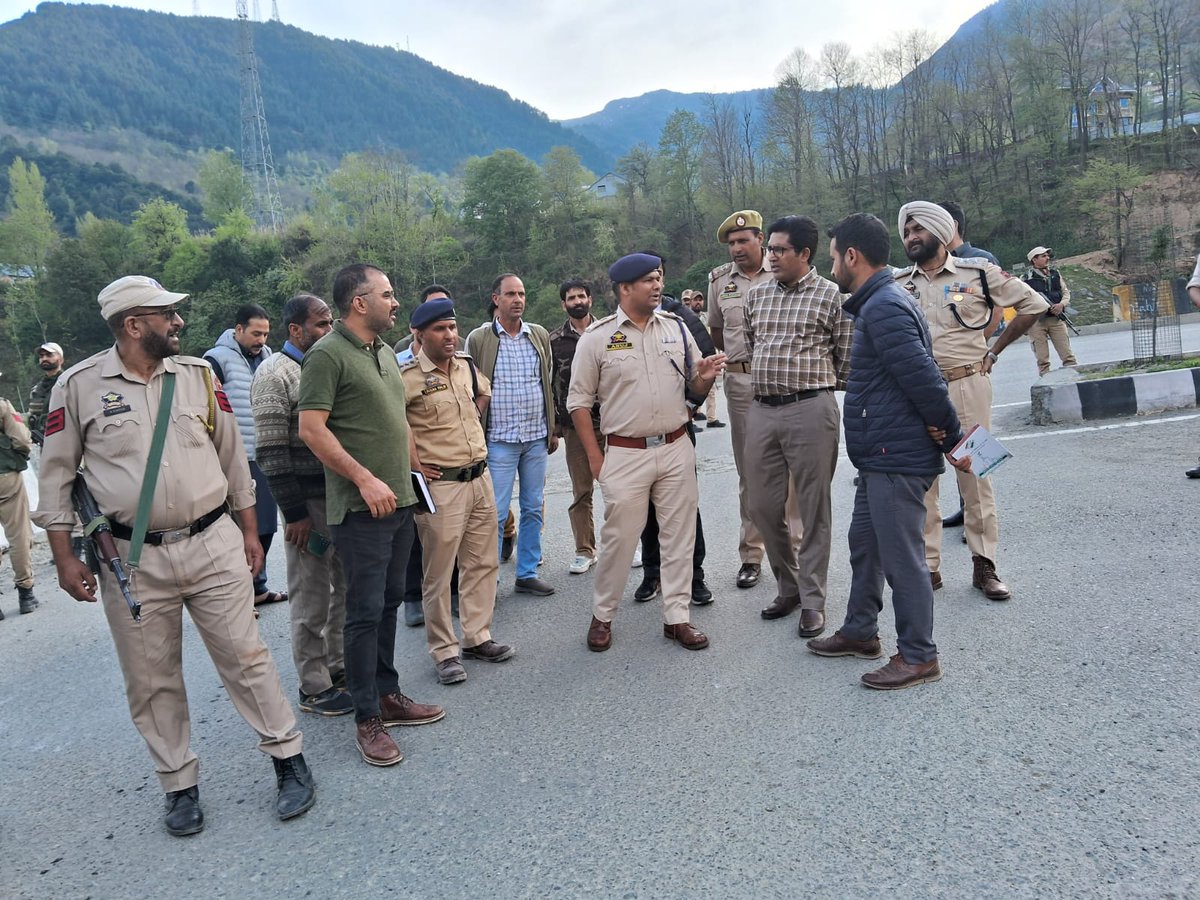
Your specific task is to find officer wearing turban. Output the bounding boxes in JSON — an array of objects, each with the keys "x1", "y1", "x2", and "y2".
[{"x1": 894, "y1": 201, "x2": 1048, "y2": 602}]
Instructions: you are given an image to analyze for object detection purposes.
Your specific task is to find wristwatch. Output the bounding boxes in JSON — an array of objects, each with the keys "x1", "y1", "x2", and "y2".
[{"x1": 985, "y1": 350, "x2": 999, "y2": 362}]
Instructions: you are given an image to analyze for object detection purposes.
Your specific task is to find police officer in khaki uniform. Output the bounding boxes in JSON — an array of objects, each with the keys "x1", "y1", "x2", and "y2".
[
  {"x1": 401, "y1": 298, "x2": 514, "y2": 685},
  {"x1": 569, "y1": 253, "x2": 726, "y2": 653},
  {"x1": 33, "y1": 275, "x2": 314, "y2": 837},
  {"x1": 0, "y1": 393, "x2": 38, "y2": 616},
  {"x1": 707, "y1": 210, "x2": 799, "y2": 589},
  {"x1": 894, "y1": 203, "x2": 1049, "y2": 601}
]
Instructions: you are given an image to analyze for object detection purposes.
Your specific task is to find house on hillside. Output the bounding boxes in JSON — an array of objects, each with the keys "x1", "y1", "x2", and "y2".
[
  {"x1": 0, "y1": 265, "x2": 35, "y2": 284},
  {"x1": 585, "y1": 172, "x2": 626, "y2": 200},
  {"x1": 1069, "y1": 78, "x2": 1137, "y2": 139}
]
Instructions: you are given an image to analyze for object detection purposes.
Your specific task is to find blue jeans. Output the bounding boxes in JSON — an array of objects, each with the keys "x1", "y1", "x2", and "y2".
[
  {"x1": 330, "y1": 507, "x2": 415, "y2": 722},
  {"x1": 487, "y1": 439, "x2": 548, "y2": 580}
]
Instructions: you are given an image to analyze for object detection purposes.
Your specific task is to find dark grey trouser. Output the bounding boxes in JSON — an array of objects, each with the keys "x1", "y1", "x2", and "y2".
[
  {"x1": 331, "y1": 507, "x2": 415, "y2": 723},
  {"x1": 744, "y1": 391, "x2": 840, "y2": 610},
  {"x1": 842, "y1": 471, "x2": 938, "y2": 664}
]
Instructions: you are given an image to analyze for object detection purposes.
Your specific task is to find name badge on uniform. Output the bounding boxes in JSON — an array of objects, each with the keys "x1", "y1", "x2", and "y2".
[
  {"x1": 421, "y1": 374, "x2": 448, "y2": 395},
  {"x1": 720, "y1": 282, "x2": 739, "y2": 298},
  {"x1": 101, "y1": 391, "x2": 131, "y2": 416},
  {"x1": 606, "y1": 330, "x2": 633, "y2": 351}
]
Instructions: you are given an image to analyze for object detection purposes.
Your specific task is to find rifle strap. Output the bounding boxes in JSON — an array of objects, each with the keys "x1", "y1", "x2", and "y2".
[{"x1": 127, "y1": 371, "x2": 175, "y2": 570}]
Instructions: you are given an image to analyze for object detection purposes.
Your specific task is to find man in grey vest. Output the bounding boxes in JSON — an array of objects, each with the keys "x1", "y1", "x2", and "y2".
[{"x1": 205, "y1": 305, "x2": 286, "y2": 606}]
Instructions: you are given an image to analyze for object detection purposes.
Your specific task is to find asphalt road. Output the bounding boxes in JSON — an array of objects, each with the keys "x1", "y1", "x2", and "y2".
[{"x1": 2, "y1": 327, "x2": 1198, "y2": 899}]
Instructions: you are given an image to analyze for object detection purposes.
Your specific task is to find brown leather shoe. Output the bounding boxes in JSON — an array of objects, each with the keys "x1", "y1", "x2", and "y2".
[
  {"x1": 663, "y1": 622, "x2": 709, "y2": 650},
  {"x1": 971, "y1": 555, "x2": 1011, "y2": 601},
  {"x1": 930, "y1": 570, "x2": 943, "y2": 591},
  {"x1": 798, "y1": 609, "x2": 826, "y2": 638},
  {"x1": 587, "y1": 616, "x2": 612, "y2": 652},
  {"x1": 807, "y1": 630, "x2": 884, "y2": 659},
  {"x1": 379, "y1": 691, "x2": 445, "y2": 727},
  {"x1": 861, "y1": 653, "x2": 942, "y2": 690},
  {"x1": 355, "y1": 716, "x2": 403, "y2": 766},
  {"x1": 760, "y1": 595, "x2": 800, "y2": 620}
]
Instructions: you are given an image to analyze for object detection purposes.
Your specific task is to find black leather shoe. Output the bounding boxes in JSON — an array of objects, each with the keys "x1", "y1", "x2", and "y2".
[
  {"x1": 633, "y1": 577, "x2": 660, "y2": 602},
  {"x1": 164, "y1": 786, "x2": 204, "y2": 836},
  {"x1": 736, "y1": 563, "x2": 760, "y2": 589},
  {"x1": 274, "y1": 753, "x2": 316, "y2": 825},
  {"x1": 501, "y1": 534, "x2": 514, "y2": 562},
  {"x1": 798, "y1": 609, "x2": 826, "y2": 638},
  {"x1": 761, "y1": 595, "x2": 800, "y2": 620},
  {"x1": 691, "y1": 579, "x2": 713, "y2": 605},
  {"x1": 273, "y1": 754, "x2": 316, "y2": 820},
  {"x1": 941, "y1": 508, "x2": 964, "y2": 528},
  {"x1": 1187, "y1": 465, "x2": 1200, "y2": 479}
]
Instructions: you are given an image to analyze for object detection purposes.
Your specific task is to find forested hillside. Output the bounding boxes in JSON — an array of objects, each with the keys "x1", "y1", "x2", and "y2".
[{"x1": 0, "y1": 3, "x2": 610, "y2": 174}]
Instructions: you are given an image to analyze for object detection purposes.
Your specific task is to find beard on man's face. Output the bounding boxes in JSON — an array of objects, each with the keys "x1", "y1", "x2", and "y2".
[
  {"x1": 566, "y1": 304, "x2": 591, "y2": 320},
  {"x1": 139, "y1": 328, "x2": 179, "y2": 360},
  {"x1": 904, "y1": 235, "x2": 940, "y2": 265}
]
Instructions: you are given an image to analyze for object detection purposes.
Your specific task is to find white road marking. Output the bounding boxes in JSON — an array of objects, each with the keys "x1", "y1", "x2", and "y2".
[
  {"x1": 997, "y1": 413, "x2": 1200, "y2": 441},
  {"x1": 992, "y1": 401, "x2": 1029, "y2": 409}
]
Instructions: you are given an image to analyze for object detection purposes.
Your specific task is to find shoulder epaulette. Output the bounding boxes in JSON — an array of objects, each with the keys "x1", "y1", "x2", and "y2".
[
  {"x1": 454, "y1": 350, "x2": 472, "y2": 358},
  {"x1": 709, "y1": 262, "x2": 734, "y2": 282},
  {"x1": 398, "y1": 359, "x2": 420, "y2": 372},
  {"x1": 57, "y1": 350, "x2": 107, "y2": 385},
  {"x1": 891, "y1": 265, "x2": 917, "y2": 280},
  {"x1": 175, "y1": 355, "x2": 214, "y2": 368},
  {"x1": 952, "y1": 257, "x2": 990, "y2": 272},
  {"x1": 586, "y1": 313, "x2": 618, "y2": 332},
  {"x1": 656, "y1": 309, "x2": 684, "y2": 323}
]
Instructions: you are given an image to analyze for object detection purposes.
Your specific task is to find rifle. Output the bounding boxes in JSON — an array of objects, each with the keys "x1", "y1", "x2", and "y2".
[
  {"x1": 1055, "y1": 306, "x2": 1081, "y2": 336},
  {"x1": 72, "y1": 476, "x2": 141, "y2": 622}
]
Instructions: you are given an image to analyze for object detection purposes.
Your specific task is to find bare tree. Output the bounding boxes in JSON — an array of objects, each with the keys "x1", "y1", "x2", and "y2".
[{"x1": 1044, "y1": 0, "x2": 1104, "y2": 162}]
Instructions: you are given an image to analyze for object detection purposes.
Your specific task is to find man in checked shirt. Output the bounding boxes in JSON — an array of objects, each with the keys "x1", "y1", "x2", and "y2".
[{"x1": 744, "y1": 215, "x2": 854, "y2": 640}]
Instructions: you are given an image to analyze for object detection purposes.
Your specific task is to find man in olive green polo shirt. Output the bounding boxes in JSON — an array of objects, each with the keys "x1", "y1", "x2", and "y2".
[{"x1": 299, "y1": 263, "x2": 444, "y2": 768}]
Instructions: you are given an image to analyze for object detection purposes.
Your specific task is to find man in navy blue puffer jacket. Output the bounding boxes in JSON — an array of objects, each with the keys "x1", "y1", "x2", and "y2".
[{"x1": 807, "y1": 213, "x2": 972, "y2": 691}]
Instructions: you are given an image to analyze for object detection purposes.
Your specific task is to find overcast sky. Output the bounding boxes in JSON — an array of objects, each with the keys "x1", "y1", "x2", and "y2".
[{"x1": 1, "y1": 1, "x2": 998, "y2": 119}]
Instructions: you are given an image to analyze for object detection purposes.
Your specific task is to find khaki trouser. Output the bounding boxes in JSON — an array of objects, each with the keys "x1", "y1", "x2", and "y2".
[
  {"x1": 0, "y1": 470, "x2": 33, "y2": 588},
  {"x1": 704, "y1": 375, "x2": 720, "y2": 422},
  {"x1": 416, "y1": 473, "x2": 498, "y2": 662},
  {"x1": 724, "y1": 372, "x2": 801, "y2": 564},
  {"x1": 100, "y1": 514, "x2": 301, "y2": 792},
  {"x1": 1028, "y1": 317, "x2": 1077, "y2": 375},
  {"x1": 284, "y1": 498, "x2": 346, "y2": 697},
  {"x1": 924, "y1": 372, "x2": 999, "y2": 570},
  {"x1": 744, "y1": 392, "x2": 840, "y2": 610},
  {"x1": 592, "y1": 437, "x2": 696, "y2": 626},
  {"x1": 564, "y1": 426, "x2": 605, "y2": 557}
]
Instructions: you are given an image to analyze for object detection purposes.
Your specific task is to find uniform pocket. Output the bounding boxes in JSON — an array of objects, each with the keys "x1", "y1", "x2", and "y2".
[
  {"x1": 172, "y1": 408, "x2": 210, "y2": 448},
  {"x1": 98, "y1": 414, "x2": 142, "y2": 457}
]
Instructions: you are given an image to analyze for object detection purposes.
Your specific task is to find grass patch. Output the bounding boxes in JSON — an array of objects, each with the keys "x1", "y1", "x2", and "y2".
[
  {"x1": 1057, "y1": 264, "x2": 1118, "y2": 327},
  {"x1": 1083, "y1": 356, "x2": 1200, "y2": 379}
]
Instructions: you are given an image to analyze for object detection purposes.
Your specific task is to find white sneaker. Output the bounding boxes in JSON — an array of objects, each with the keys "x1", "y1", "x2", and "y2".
[
  {"x1": 631, "y1": 547, "x2": 643, "y2": 569},
  {"x1": 569, "y1": 554, "x2": 596, "y2": 575}
]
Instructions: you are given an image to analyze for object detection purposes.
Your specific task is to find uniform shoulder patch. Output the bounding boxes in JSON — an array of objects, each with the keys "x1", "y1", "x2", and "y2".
[
  {"x1": 398, "y1": 359, "x2": 420, "y2": 372},
  {"x1": 175, "y1": 355, "x2": 214, "y2": 368},
  {"x1": 214, "y1": 389, "x2": 233, "y2": 413},
  {"x1": 892, "y1": 264, "x2": 916, "y2": 280},
  {"x1": 586, "y1": 313, "x2": 618, "y2": 332},
  {"x1": 605, "y1": 330, "x2": 634, "y2": 351},
  {"x1": 44, "y1": 407, "x2": 65, "y2": 437},
  {"x1": 57, "y1": 351, "x2": 106, "y2": 386},
  {"x1": 708, "y1": 262, "x2": 733, "y2": 282}
]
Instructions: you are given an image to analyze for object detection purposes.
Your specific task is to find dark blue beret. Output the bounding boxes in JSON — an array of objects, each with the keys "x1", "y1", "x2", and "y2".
[
  {"x1": 608, "y1": 253, "x2": 662, "y2": 285},
  {"x1": 410, "y1": 297, "x2": 456, "y2": 330}
]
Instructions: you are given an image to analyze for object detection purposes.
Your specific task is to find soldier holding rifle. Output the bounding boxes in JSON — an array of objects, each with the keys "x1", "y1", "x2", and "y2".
[{"x1": 33, "y1": 275, "x2": 315, "y2": 837}]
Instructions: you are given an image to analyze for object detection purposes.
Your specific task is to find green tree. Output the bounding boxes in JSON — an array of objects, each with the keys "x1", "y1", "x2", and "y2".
[
  {"x1": 1072, "y1": 158, "x2": 1146, "y2": 267},
  {"x1": 196, "y1": 149, "x2": 252, "y2": 229},
  {"x1": 460, "y1": 149, "x2": 543, "y2": 274},
  {"x1": 131, "y1": 197, "x2": 189, "y2": 272},
  {"x1": 0, "y1": 157, "x2": 58, "y2": 273}
]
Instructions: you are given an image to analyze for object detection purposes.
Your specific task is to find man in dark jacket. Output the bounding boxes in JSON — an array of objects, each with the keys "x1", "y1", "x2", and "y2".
[{"x1": 807, "y1": 214, "x2": 971, "y2": 691}]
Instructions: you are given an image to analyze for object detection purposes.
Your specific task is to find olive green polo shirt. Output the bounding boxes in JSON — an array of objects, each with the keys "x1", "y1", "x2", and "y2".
[{"x1": 298, "y1": 320, "x2": 416, "y2": 524}]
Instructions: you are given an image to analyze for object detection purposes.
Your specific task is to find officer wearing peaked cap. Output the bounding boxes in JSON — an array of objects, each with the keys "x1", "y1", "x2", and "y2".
[
  {"x1": 568, "y1": 253, "x2": 726, "y2": 653},
  {"x1": 706, "y1": 210, "x2": 800, "y2": 591},
  {"x1": 33, "y1": 275, "x2": 315, "y2": 836}
]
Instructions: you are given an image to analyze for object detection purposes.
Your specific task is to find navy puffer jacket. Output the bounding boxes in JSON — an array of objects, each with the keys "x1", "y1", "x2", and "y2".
[{"x1": 842, "y1": 269, "x2": 962, "y2": 474}]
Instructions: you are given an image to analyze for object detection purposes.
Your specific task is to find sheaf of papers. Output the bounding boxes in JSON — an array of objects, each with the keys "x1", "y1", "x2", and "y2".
[{"x1": 949, "y1": 424, "x2": 1011, "y2": 478}]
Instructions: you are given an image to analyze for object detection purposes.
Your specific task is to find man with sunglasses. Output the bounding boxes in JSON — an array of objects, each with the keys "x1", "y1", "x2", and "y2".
[
  {"x1": 34, "y1": 276, "x2": 315, "y2": 836},
  {"x1": 894, "y1": 202, "x2": 1048, "y2": 601}
]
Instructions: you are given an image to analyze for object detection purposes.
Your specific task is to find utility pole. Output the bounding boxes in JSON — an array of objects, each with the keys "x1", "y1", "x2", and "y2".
[
  {"x1": 270, "y1": 1, "x2": 280, "y2": 22},
  {"x1": 236, "y1": 0, "x2": 283, "y2": 232}
]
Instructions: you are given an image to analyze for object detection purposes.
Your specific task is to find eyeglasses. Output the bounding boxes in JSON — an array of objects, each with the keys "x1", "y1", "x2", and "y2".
[
  {"x1": 130, "y1": 307, "x2": 181, "y2": 320},
  {"x1": 766, "y1": 246, "x2": 794, "y2": 256}
]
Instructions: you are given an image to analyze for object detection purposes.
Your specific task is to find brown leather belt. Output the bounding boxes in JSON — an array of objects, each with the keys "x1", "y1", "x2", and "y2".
[
  {"x1": 607, "y1": 425, "x2": 688, "y2": 449},
  {"x1": 941, "y1": 363, "x2": 982, "y2": 383},
  {"x1": 726, "y1": 361, "x2": 752, "y2": 374},
  {"x1": 110, "y1": 506, "x2": 226, "y2": 545}
]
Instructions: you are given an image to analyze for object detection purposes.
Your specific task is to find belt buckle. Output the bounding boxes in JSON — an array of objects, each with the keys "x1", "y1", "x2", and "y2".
[
  {"x1": 160, "y1": 527, "x2": 190, "y2": 545},
  {"x1": 645, "y1": 434, "x2": 665, "y2": 448}
]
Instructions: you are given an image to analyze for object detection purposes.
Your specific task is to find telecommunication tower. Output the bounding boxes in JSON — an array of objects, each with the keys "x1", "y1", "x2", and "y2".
[
  {"x1": 270, "y1": 1, "x2": 280, "y2": 22},
  {"x1": 236, "y1": 0, "x2": 283, "y2": 232}
]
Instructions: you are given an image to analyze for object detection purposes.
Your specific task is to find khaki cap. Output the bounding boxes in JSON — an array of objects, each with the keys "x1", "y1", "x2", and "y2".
[
  {"x1": 1027, "y1": 246, "x2": 1052, "y2": 262},
  {"x1": 717, "y1": 210, "x2": 763, "y2": 243},
  {"x1": 98, "y1": 276, "x2": 189, "y2": 320},
  {"x1": 680, "y1": 289, "x2": 703, "y2": 301}
]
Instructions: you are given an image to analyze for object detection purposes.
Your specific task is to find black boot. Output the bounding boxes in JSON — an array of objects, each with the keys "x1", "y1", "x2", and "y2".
[
  {"x1": 18, "y1": 587, "x2": 38, "y2": 615},
  {"x1": 633, "y1": 576, "x2": 660, "y2": 602},
  {"x1": 164, "y1": 786, "x2": 204, "y2": 836},
  {"x1": 273, "y1": 753, "x2": 316, "y2": 820}
]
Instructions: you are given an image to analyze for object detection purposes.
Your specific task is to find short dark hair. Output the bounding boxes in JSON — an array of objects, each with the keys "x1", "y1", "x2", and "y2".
[
  {"x1": 332, "y1": 263, "x2": 383, "y2": 314},
  {"x1": 236, "y1": 303, "x2": 269, "y2": 327},
  {"x1": 826, "y1": 214, "x2": 891, "y2": 267},
  {"x1": 938, "y1": 201, "x2": 966, "y2": 238},
  {"x1": 491, "y1": 273, "x2": 519, "y2": 295},
  {"x1": 766, "y1": 216, "x2": 819, "y2": 263},
  {"x1": 106, "y1": 310, "x2": 130, "y2": 337},
  {"x1": 282, "y1": 293, "x2": 324, "y2": 328},
  {"x1": 420, "y1": 284, "x2": 451, "y2": 301},
  {"x1": 559, "y1": 279, "x2": 592, "y2": 302}
]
